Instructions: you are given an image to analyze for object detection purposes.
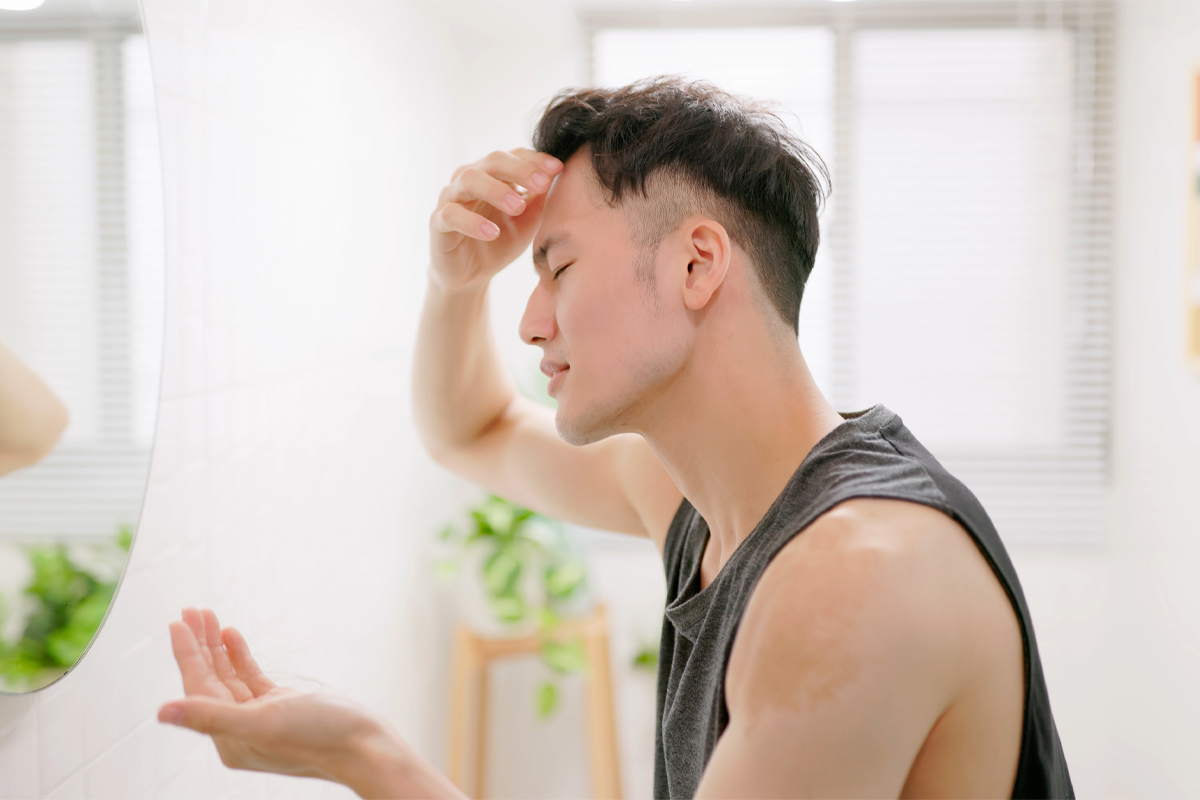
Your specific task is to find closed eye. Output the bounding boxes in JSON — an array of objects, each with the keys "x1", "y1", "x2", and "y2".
[{"x1": 552, "y1": 262, "x2": 574, "y2": 280}]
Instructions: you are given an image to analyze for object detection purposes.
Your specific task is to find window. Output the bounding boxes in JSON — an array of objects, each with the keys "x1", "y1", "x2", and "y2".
[{"x1": 590, "y1": 1, "x2": 1115, "y2": 544}]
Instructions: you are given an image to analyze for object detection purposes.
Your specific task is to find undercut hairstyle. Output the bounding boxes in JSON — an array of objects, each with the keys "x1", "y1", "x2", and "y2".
[{"x1": 532, "y1": 76, "x2": 830, "y2": 334}]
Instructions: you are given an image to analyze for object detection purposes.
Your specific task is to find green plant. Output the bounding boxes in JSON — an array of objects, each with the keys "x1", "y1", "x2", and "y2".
[
  {"x1": 436, "y1": 495, "x2": 589, "y2": 718},
  {"x1": 0, "y1": 525, "x2": 131, "y2": 691},
  {"x1": 631, "y1": 644, "x2": 658, "y2": 671}
]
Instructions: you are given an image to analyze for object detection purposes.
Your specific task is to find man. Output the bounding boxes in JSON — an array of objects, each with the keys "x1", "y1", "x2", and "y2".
[{"x1": 160, "y1": 78, "x2": 1073, "y2": 798}]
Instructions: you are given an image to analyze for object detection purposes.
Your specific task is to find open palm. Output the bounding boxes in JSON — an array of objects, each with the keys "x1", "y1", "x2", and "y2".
[{"x1": 160, "y1": 608, "x2": 386, "y2": 783}]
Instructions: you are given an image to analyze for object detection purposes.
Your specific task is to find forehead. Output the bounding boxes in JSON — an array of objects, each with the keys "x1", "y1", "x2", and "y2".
[{"x1": 535, "y1": 152, "x2": 624, "y2": 251}]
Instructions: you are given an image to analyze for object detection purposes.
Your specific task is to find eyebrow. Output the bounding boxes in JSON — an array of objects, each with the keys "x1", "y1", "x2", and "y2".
[{"x1": 532, "y1": 232, "x2": 570, "y2": 270}]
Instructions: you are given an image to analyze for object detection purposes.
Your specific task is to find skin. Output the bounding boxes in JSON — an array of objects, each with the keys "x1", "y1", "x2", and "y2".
[
  {"x1": 161, "y1": 147, "x2": 1024, "y2": 798},
  {"x1": 0, "y1": 337, "x2": 69, "y2": 476}
]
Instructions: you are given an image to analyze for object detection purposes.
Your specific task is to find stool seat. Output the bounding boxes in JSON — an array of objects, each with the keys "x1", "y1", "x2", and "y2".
[{"x1": 447, "y1": 604, "x2": 622, "y2": 799}]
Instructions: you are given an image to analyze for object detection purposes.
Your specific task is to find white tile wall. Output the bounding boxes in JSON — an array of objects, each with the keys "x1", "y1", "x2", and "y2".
[
  {"x1": 0, "y1": 2, "x2": 476, "y2": 797},
  {"x1": 0, "y1": 705, "x2": 38, "y2": 798}
]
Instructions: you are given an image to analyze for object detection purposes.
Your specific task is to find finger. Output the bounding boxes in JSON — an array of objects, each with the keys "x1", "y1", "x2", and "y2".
[
  {"x1": 506, "y1": 189, "x2": 548, "y2": 243},
  {"x1": 201, "y1": 609, "x2": 254, "y2": 703},
  {"x1": 432, "y1": 202, "x2": 500, "y2": 243},
  {"x1": 181, "y1": 607, "x2": 215, "y2": 673},
  {"x1": 159, "y1": 696, "x2": 255, "y2": 739},
  {"x1": 476, "y1": 150, "x2": 557, "y2": 195},
  {"x1": 510, "y1": 147, "x2": 564, "y2": 177},
  {"x1": 446, "y1": 167, "x2": 528, "y2": 217},
  {"x1": 454, "y1": 148, "x2": 561, "y2": 181},
  {"x1": 169, "y1": 620, "x2": 229, "y2": 699},
  {"x1": 222, "y1": 627, "x2": 277, "y2": 698}
]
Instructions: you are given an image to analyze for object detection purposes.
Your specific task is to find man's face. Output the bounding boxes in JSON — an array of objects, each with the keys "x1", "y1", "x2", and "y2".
[{"x1": 520, "y1": 153, "x2": 690, "y2": 445}]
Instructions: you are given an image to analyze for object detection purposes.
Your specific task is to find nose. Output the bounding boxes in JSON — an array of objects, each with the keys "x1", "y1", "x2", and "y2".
[{"x1": 519, "y1": 281, "x2": 557, "y2": 346}]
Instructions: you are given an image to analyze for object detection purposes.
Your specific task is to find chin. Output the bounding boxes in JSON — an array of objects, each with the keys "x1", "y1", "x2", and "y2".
[
  {"x1": 553, "y1": 396, "x2": 623, "y2": 447},
  {"x1": 554, "y1": 407, "x2": 601, "y2": 447},
  {"x1": 553, "y1": 365, "x2": 667, "y2": 445}
]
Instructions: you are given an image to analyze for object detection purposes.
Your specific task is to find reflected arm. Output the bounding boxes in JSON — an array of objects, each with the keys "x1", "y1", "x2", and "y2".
[{"x1": 0, "y1": 337, "x2": 69, "y2": 476}]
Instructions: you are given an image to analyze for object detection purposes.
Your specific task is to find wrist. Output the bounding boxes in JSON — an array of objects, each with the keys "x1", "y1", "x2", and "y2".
[
  {"x1": 427, "y1": 267, "x2": 490, "y2": 300},
  {"x1": 339, "y1": 728, "x2": 407, "y2": 799},
  {"x1": 339, "y1": 723, "x2": 464, "y2": 800},
  {"x1": 423, "y1": 273, "x2": 491, "y2": 327}
]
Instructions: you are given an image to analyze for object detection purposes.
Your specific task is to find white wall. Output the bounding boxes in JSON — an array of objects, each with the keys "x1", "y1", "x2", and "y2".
[{"x1": 1104, "y1": 0, "x2": 1200, "y2": 793}]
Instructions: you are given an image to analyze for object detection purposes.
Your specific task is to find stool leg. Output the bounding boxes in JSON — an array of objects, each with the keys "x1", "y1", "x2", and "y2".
[
  {"x1": 584, "y1": 609, "x2": 622, "y2": 799},
  {"x1": 448, "y1": 628, "x2": 475, "y2": 794},
  {"x1": 475, "y1": 660, "x2": 490, "y2": 800}
]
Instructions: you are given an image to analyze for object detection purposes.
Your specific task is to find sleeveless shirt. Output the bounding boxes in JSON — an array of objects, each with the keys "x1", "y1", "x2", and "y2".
[{"x1": 652, "y1": 405, "x2": 1073, "y2": 799}]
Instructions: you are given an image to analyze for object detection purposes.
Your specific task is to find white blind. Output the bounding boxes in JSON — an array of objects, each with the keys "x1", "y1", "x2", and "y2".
[
  {"x1": 0, "y1": 33, "x2": 162, "y2": 541},
  {"x1": 591, "y1": 1, "x2": 1114, "y2": 545}
]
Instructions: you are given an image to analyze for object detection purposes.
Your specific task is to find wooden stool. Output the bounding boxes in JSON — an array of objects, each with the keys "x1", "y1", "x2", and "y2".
[{"x1": 447, "y1": 604, "x2": 622, "y2": 799}]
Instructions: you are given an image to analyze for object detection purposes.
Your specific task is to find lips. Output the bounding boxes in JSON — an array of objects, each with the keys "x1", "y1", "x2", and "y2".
[
  {"x1": 541, "y1": 359, "x2": 569, "y2": 396},
  {"x1": 540, "y1": 358, "x2": 569, "y2": 379}
]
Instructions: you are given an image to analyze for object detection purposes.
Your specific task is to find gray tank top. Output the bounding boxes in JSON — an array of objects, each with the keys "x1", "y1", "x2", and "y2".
[{"x1": 653, "y1": 404, "x2": 1073, "y2": 799}]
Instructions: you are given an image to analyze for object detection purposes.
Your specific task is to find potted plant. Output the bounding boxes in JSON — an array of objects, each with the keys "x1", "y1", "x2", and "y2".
[
  {"x1": 436, "y1": 494, "x2": 592, "y2": 717},
  {"x1": 0, "y1": 525, "x2": 131, "y2": 691}
]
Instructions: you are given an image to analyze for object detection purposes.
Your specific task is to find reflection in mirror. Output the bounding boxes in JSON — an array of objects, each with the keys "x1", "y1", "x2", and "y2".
[{"x1": 0, "y1": 0, "x2": 161, "y2": 692}]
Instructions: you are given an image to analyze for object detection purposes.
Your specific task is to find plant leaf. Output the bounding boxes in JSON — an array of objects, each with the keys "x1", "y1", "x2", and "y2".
[
  {"x1": 517, "y1": 520, "x2": 556, "y2": 549},
  {"x1": 538, "y1": 607, "x2": 561, "y2": 631},
  {"x1": 433, "y1": 557, "x2": 459, "y2": 580},
  {"x1": 482, "y1": 497, "x2": 515, "y2": 536},
  {"x1": 540, "y1": 637, "x2": 587, "y2": 674},
  {"x1": 632, "y1": 647, "x2": 659, "y2": 670},
  {"x1": 489, "y1": 594, "x2": 526, "y2": 623},
  {"x1": 483, "y1": 548, "x2": 522, "y2": 596},
  {"x1": 469, "y1": 510, "x2": 494, "y2": 539},
  {"x1": 536, "y1": 680, "x2": 559, "y2": 718},
  {"x1": 545, "y1": 561, "x2": 585, "y2": 599}
]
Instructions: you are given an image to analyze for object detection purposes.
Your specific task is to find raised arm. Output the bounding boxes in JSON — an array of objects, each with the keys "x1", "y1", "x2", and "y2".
[
  {"x1": 413, "y1": 149, "x2": 680, "y2": 547},
  {"x1": 0, "y1": 337, "x2": 69, "y2": 477}
]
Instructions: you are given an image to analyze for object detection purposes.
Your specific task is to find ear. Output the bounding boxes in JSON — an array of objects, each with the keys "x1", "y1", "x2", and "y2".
[{"x1": 680, "y1": 219, "x2": 732, "y2": 313}]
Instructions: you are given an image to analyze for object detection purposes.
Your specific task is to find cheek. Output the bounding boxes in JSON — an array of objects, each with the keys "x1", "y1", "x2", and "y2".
[{"x1": 563, "y1": 282, "x2": 673, "y2": 379}]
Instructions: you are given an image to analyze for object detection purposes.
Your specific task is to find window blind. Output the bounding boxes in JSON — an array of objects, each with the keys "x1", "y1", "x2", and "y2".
[
  {"x1": 589, "y1": 1, "x2": 1115, "y2": 545},
  {"x1": 0, "y1": 32, "x2": 162, "y2": 541},
  {"x1": 592, "y1": 26, "x2": 841, "y2": 390}
]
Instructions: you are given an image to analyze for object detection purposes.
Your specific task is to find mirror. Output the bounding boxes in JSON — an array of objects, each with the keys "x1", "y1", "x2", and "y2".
[{"x1": 0, "y1": 0, "x2": 161, "y2": 692}]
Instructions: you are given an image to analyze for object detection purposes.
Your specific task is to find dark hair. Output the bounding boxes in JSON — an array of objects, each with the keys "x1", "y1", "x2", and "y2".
[{"x1": 532, "y1": 76, "x2": 829, "y2": 334}]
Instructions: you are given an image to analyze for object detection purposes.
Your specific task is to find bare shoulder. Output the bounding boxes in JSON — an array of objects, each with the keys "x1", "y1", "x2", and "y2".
[
  {"x1": 726, "y1": 496, "x2": 1022, "y2": 727},
  {"x1": 705, "y1": 498, "x2": 1025, "y2": 797}
]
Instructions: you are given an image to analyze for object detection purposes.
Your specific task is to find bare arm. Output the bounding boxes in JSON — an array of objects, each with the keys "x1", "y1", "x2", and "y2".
[
  {"x1": 696, "y1": 507, "x2": 958, "y2": 798},
  {"x1": 696, "y1": 500, "x2": 1023, "y2": 798},
  {"x1": 159, "y1": 609, "x2": 464, "y2": 800},
  {"x1": 0, "y1": 337, "x2": 69, "y2": 476},
  {"x1": 413, "y1": 149, "x2": 680, "y2": 546}
]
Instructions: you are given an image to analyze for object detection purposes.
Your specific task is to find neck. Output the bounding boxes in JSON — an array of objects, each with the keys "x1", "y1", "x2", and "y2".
[{"x1": 637, "y1": 322, "x2": 844, "y2": 572}]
